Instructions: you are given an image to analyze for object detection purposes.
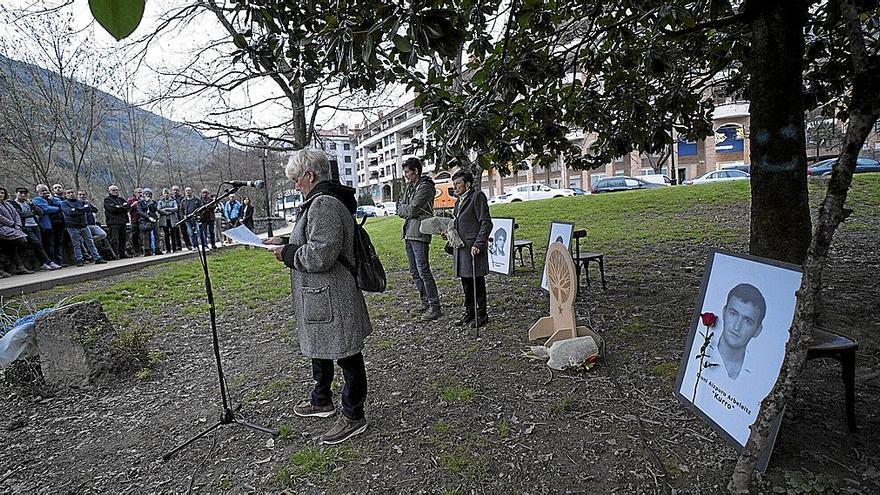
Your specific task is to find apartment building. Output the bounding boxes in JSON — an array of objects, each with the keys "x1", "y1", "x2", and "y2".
[
  {"x1": 355, "y1": 100, "x2": 434, "y2": 202},
  {"x1": 357, "y1": 97, "x2": 880, "y2": 199},
  {"x1": 313, "y1": 124, "x2": 359, "y2": 188}
]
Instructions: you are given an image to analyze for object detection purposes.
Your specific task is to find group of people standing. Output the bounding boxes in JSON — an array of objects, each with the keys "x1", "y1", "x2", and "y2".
[
  {"x1": 263, "y1": 149, "x2": 491, "y2": 447},
  {"x1": 106, "y1": 185, "x2": 255, "y2": 258},
  {"x1": 397, "y1": 156, "x2": 493, "y2": 328},
  {"x1": 0, "y1": 182, "x2": 256, "y2": 277}
]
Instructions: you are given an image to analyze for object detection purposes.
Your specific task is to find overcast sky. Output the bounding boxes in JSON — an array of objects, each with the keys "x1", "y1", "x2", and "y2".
[{"x1": 0, "y1": 0, "x2": 405, "y2": 142}]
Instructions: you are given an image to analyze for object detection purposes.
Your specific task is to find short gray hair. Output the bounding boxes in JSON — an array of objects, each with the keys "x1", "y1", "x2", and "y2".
[{"x1": 286, "y1": 148, "x2": 330, "y2": 182}]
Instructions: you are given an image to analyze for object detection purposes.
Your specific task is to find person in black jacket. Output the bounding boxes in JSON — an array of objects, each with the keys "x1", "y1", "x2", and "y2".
[
  {"x1": 60, "y1": 188, "x2": 106, "y2": 266},
  {"x1": 178, "y1": 187, "x2": 203, "y2": 250},
  {"x1": 137, "y1": 188, "x2": 162, "y2": 256},
  {"x1": 240, "y1": 196, "x2": 255, "y2": 250},
  {"x1": 199, "y1": 189, "x2": 217, "y2": 249},
  {"x1": 104, "y1": 185, "x2": 131, "y2": 258},
  {"x1": 241, "y1": 197, "x2": 255, "y2": 229}
]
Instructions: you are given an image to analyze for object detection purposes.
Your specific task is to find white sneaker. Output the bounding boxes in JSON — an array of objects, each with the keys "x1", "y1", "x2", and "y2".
[
  {"x1": 49, "y1": 262, "x2": 62, "y2": 270},
  {"x1": 40, "y1": 263, "x2": 54, "y2": 271}
]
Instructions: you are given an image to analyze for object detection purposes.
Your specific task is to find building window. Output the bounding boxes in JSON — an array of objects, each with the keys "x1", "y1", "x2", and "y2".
[
  {"x1": 590, "y1": 174, "x2": 607, "y2": 186},
  {"x1": 346, "y1": 180, "x2": 353, "y2": 187},
  {"x1": 677, "y1": 138, "x2": 698, "y2": 157},
  {"x1": 329, "y1": 142, "x2": 337, "y2": 150},
  {"x1": 715, "y1": 124, "x2": 745, "y2": 153},
  {"x1": 344, "y1": 156, "x2": 351, "y2": 163},
  {"x1": 345, "y1": 168, "x2": 352, "y2": 175},
  {"x1": 344, "y1": 143, "x2": 351, "y2": 150}
]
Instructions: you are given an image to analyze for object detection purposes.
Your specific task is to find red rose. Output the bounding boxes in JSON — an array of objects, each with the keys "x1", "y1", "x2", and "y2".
[{"x1": 700, "y1": 312, "x2": 717, "y2": 328}]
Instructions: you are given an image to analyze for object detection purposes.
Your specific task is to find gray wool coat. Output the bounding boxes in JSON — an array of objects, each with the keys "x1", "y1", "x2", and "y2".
[
  {"x1": 452, "y1": 188, "x2": 493, "y2": 278},
  {"x1": 282, "y1": 194, "x2": 373, "y2": 360}
]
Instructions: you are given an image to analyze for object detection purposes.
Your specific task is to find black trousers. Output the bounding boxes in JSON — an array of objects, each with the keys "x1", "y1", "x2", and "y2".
[
  {"x1": 170, "y1": 225, "x2": 185, "y2": 250},
  {"x1": 0, "y1": 238, "x2": 26, "y2": 268},
  {"x1": 130, "y1": 223, "x2": 141, "y2": 253},
  {"x1": 311, "y1": 352, "x2": 367, "y2": 420},
  {"x1": 108, "y1": 224, "x2": 127, "y2": 257},
  {"x1": 461, "y1": 276, "x2": 487, "y2": 317},
  {"x1": 200, "y1": 220, "x2": 216, "y2": 247},
  {"x1": 23, "y1": 226, "x2": 49, "y2": 264},
  {"x1": 48, "y1": 222, "x2": 66, "y2": 264}
]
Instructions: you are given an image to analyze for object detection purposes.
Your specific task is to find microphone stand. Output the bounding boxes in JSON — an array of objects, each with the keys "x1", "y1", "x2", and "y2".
[{"x1": 163, "y1": 185, "x2": 278, "y2": 461}]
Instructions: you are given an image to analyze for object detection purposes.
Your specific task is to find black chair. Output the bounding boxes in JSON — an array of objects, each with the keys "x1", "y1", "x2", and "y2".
[
  {"x1": 806, "y1": 328, "x2": 858, "y2": 432},
  {"x1": 571, "y1": 229, "x2": 606, "y2": 291},
  {"x1": 512, "y1": 223, "x2": 534, "y2": 270}
]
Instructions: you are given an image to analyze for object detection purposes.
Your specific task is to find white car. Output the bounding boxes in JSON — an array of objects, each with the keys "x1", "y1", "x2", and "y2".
[
  {"x1": 355, "y1": 205, "x2": 389, "y2": 217},
  {"x1": 376, "y1": 201, "x2": 397, "y2": 215},
  {"x1": 491, "y1": 183, "x2": 575, "y2": 203},
  {"x1": 684, "y1": 169, "x2": 750, "y2": 185}
]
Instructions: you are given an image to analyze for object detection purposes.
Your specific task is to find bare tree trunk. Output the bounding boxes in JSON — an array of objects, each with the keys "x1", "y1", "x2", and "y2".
[
  {"x1": 729, "y1": 0, "x2": 880, "y2": 489},
  {"x1": 747, "y1": 0, "x2": 811, "y2": 265}
]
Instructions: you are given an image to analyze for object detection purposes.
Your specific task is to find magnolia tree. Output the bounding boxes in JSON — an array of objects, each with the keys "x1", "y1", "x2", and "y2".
[{"x1": 89, "y1": 0, "x2": 880, "y2": 491}]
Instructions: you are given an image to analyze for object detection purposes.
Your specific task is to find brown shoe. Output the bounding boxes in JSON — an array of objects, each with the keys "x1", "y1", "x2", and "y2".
[
  {"x1": 320, "y1": 415, "x2": 368, "y2": 445},
  {"x1": 293, "y1": 400, "x2": 336, "y2": 418}
]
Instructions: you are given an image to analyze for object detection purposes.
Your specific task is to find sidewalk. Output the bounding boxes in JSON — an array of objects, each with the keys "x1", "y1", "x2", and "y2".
[{"x1": 1, "y1": 225, "x2": 292, "y2": 299}]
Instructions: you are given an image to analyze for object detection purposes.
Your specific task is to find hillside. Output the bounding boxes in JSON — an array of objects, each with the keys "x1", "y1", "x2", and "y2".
[{"x1": 0, "y1": 53, "x2": 226, "y2": 172}]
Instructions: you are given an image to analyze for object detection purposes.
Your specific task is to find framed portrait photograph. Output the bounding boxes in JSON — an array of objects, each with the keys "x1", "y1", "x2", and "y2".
[
  {"x1": 541, "y1": 221, "x2": 574, "y2": 291},
  {"x1": 674, "y1": 250, "x2": 802, "y2": 470},
  {"x1": 488, "y1": 217, "x2": 515, "y2": 276}
]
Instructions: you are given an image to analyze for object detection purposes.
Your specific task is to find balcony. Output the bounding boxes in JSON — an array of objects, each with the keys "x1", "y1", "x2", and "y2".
[{"x1": 713, "y1": 101, "x2": 750, "y2": 120}]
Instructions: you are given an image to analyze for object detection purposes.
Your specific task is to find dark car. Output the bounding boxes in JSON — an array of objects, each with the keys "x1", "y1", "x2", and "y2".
[
  {"x1": 569, "y1": 187, "x2": 589, "y2": 196},
  {"x1": 807, "y1": 157, "x2": 880, "y2": 176},
  {"x1": 591, "y1": 176, "x2": 665, "y2": 194},
  {"x1": 355, "y1": 206, "x2": 378, "y2": 218}
]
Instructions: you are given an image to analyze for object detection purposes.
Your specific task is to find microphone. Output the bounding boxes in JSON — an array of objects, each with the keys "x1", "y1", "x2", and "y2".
[{"x1": 223, "y1": 180, "x2": 265, "y2": 188}]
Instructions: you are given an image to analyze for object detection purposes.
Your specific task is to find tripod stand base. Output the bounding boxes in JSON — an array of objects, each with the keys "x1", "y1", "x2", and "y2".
[{"x1": 162, "y1": 408, "x2": 279, "y2": 461}]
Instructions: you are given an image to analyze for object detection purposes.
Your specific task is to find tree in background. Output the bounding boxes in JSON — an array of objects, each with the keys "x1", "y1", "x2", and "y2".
[{"x1": 80, "y1": 0, "x2": 880, "y2": 490}]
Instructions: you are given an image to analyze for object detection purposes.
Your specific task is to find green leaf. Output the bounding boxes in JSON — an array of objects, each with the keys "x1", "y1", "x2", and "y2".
[
  {"x1": 392, "y1": 35, "x2": 412, "y2": 53},
  {"x1": 89, "y1": 0, "x2": 145, "y2": 41}
]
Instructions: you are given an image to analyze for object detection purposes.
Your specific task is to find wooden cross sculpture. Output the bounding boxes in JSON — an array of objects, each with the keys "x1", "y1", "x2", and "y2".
[{"x1": 529, "y1": 242, "x2": 592, "y2": 346}]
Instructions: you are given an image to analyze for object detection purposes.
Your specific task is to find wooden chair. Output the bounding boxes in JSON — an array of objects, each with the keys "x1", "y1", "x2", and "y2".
[
  {"x1": 807, "y1": 328, "x2": 858, "y2": 432},
  {"x1": 571, "y1": 229, "x2": 606, "y2": 291},
  {"x1": 512, "y1": 223, "x2": 534, "y2": 270}
]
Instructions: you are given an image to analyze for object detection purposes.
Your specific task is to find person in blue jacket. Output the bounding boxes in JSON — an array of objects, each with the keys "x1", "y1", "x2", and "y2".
[
  {"x1": 32, "y1": 184, "x2": 66, "y2": 266},
  {"x1": 223, "y1": 194, "x2": 242, "y2": 244}
]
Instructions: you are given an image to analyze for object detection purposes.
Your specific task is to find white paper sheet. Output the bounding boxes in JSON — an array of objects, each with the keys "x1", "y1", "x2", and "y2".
[{"x1": 222, "y1": 225, "x2": 269, "y2": 248}]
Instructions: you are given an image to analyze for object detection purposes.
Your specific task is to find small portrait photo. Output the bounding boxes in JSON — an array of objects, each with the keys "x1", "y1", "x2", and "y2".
[
  {"x1": 489, "y1": 217, "x2": 514, "y2": 275},
  {"x1": 541, "y1": 221, "x2": 574, "y2": 291},
  {"x1": 675, "y1": 250, "x2": 802, "y2": 455}
]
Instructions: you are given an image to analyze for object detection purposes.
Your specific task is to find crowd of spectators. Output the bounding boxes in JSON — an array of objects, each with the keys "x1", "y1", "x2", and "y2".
[{"x1": 0, "y1": 182, "x2": 254, "y2": 278}]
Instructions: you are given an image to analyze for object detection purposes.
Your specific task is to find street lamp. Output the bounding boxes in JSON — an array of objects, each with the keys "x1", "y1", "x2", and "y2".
[{"x1": 261, "y1": 147, "x2": 273, "y2": 237}]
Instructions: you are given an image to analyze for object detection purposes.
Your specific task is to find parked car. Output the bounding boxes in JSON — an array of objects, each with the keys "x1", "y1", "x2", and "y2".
[
  {"x1": 491, "y1": 183, "x2": 575, "y2": 203},
  {"x1": 488, "y1": 193, "x2": 512, "y2": 205},
  {"x1": 355, "y1": 205, "x2": 386, "y2": 218},
  {"x1": 684, "y1": 169, "x2": 750, "y2": 185},
  {"x1": 640, "y1": 174, "x2": 673, "y2": 186},
  {"x1": 569, "y1": 187, "x2": 590, "y2": 195},
  {"x1": 722, "y1": 164, "x2": 751, "y2": 174},
  {"x1": 376, "y1": 201, "x2": 397, "y2": 215},
  {"x1": 807, "y1": 157, "x2": 880, "y2": 176},
  {"x1": 591, "y1": 176, "x2": 666, "y2": 193}
]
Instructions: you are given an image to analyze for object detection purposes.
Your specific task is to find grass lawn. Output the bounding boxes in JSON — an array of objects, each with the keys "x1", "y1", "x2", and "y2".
[
  {"x1": 22, "y1": 174, "x2": 879, "y2": 326},
  {"x1": 4, "y1": 174, "x2": 878, "y2": 494}
]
